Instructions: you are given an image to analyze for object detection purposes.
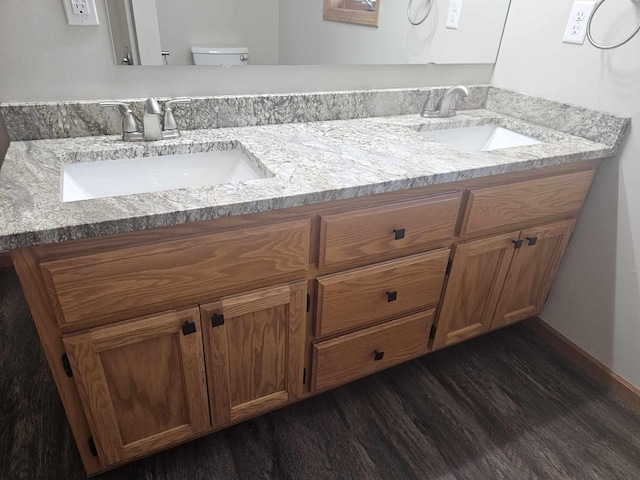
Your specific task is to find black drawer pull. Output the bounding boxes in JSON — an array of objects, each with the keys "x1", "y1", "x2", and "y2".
[
  {"x1": 211, "y1": 314, "x2": 225, "y2": 328},
  {"x1": 182, "y1": 321, "x2": 197, "y2": 336},
  {"x1": 374, "y1": 350, "x2": 385, "y2": 361},
  {"x1": 393, "y1": 228, "x2": 406, "y2": 240},
  {"x1": 526, "y1": 236, "x2": 538, "y2": 246},
  {"x1": 512, "y1": 239, "x2": 523, "y2": 249},
  {"x1": 386, "y1": 291, "x2": 398, "y2": 302}
]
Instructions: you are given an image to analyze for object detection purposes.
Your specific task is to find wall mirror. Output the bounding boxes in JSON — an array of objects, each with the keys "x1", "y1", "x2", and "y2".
[
  {"x1": 106, "y1": 0, "x2": 511, "y2": 67},
  {"x1": 323, "y1": 0, "x2": 380, "y2": 28}
]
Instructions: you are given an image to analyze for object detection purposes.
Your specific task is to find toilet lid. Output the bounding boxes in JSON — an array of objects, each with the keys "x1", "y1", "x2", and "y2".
[{"x1": 190, "y1": 46, "x2": 249, "y2": 55}]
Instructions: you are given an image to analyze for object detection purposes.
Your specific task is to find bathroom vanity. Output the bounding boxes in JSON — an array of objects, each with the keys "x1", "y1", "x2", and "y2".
[{"x1": 0, "y1": 86, "x2": 628, "y2": 475}]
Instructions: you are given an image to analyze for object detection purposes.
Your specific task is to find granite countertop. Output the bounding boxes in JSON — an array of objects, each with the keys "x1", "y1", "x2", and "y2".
[{"x1": 0, "y1": 87, "x2": 629, "y2": 251}]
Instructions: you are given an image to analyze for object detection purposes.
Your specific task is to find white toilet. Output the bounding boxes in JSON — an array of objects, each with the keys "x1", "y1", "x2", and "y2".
[{"x1": 190, "y1": 46, "x2": 249, "y2": 66}]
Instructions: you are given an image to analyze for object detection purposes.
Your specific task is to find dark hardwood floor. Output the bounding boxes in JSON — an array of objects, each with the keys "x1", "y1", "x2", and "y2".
[{"x1": 2, "y1": 266, "x2": 640, "y2": 480}]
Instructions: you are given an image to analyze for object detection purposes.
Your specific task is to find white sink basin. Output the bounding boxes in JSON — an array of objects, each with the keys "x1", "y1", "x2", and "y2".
[
  {"x1": 424, "y1": 125, "x2": 544, "y2": 153},
  {"x1": 62, "y1": 149, "x2": 269, "y2": 202}
]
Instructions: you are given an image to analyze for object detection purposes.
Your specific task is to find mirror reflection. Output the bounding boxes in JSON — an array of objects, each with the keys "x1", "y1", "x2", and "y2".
[
  {"x1": 106, "y1": 0, "x2": 511, "y2": 66},
  {"x1": 323, "y1": 0, "x2": 381, "y2": 28}
]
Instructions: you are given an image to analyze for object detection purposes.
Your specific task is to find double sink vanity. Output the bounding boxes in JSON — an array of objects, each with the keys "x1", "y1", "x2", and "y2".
[{"x1": 0, "y1": 85, "x2": 628, "y2": 475}]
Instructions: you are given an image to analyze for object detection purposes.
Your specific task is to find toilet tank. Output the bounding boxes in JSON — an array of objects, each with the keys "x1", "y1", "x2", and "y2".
[{"x1": 191, "y1": 46, "x2": 249, "y2": 66}]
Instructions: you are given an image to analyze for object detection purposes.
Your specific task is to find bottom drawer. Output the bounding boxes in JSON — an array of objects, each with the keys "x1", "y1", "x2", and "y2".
[{"x1": 312, "y1": 309, "x2": 435, "y2": 392}]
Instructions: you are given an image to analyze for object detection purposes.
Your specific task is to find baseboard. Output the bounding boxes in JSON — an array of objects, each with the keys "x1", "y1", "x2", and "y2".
[
  {"x1": 523, "y1": 317, "x2": 640, "y2": 412},
  {"x1": 0, "y1": 251, "x2": 12, "y2": 269}
]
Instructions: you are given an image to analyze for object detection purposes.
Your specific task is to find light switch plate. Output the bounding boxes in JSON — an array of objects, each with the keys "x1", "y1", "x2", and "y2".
[
  {"x1": 562, "y1": 1, "x2": 596, "y2": 45},
  {"x1": 63, "y1": 0, "x2": 99, "y2": 26},
  {"x1": 446, "y1": 0, "x2": 463, "y2": 30}
]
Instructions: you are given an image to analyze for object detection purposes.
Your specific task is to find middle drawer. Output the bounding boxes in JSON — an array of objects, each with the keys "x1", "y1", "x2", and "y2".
[{"x1": 315, "y1": 248, "x2": 451, "y2": 338}]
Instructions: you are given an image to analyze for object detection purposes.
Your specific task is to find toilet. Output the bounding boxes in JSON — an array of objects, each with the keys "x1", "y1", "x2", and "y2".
[{"x1": 190, "y1": 46, "x2": 249, "y2": 66}]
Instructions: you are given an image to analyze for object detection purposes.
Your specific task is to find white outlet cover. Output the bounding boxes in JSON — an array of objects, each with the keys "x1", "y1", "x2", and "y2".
[
  {"x1": 63, "y1": 0, "x2": 99, "y2": 26},
  {"x1": 446, "y1": 0, "x2": 463, "y2": 30},
  {"x1": 563, "y1": 0, "x2": 597, "y2": 45}
]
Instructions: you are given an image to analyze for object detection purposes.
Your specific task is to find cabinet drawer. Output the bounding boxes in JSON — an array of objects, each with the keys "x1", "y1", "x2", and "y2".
[
  {"x1": 40, "y1": 219, "x2": 311, "y2": 327},
  {"x1": 319, "y1": 193, "x2": 461, "y2": 267},
  {"x1": 316, "y1": 249, "x2": 450, "y2": 338},
  {"x1": 461, "y1": 170, "x2": 595, "y2": 235},
  {"x1": 312, "y1": 309, "x2": 434, "y2": 392}
]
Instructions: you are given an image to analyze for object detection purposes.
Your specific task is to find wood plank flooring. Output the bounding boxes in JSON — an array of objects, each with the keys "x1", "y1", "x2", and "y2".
[{"x1": 1, "y1": 266, "x2": 640, "y2": 479}]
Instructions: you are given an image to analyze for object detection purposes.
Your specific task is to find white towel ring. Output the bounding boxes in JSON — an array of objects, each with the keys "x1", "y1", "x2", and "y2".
[
  {"x1": 587, "y1": 0, "x2": 640, "y2": 50},
  {"x1": 408, "y1": 0, "x2": 434, "y2": 26}
]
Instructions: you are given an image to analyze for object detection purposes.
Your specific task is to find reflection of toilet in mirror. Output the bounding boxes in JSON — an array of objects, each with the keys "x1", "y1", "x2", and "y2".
[{"x1": 191, "y1": 46, "x2": 249, "y2": 66}]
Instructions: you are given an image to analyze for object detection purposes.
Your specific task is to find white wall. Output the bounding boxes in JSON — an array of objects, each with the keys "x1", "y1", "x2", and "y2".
[
  {"x1": 155, "y1": 0, "x2": 279, "y2": 65},
  {"x1": 0, "y1": 0, "x2": 492, "y2": 102},
  {"x1": 279, "y1": 0, "x2": 510, "y2": 65},
  {"x1": 493, "y1": 0, "x2": 640, "y2": 388}
]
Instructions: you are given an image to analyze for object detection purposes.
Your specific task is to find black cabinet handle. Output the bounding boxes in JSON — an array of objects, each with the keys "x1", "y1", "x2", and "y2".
[
  {"x1": 393, "y1": 228, "x2": 406, "y2": 240},
  {"x1": 182, "y1": 321, "x2": 197, "y2": 336},
  {"x1": 526, "y1": 237, "x2": 538, "y2": 246},
  {"x1": 387, "y1": 291, "x2": 398, "y2": 302},
  {"x1": 211, "y1": 313, "x2": 225, "y2": 328},
  {"x1": 374, "y1": 350, "x2": 385, "y2": 361},
  {"x1": 512, "y1": 239, "x2": 524, "y2": 249}
]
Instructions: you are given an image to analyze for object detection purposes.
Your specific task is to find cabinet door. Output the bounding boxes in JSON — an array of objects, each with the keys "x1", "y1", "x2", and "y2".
[
  {"x1": 433, "y1": 231, "x2": 519, "y2": 349},
  {"x1": 201, "y1": 282, "x2": 307, "y2": 427},
  {"x1": 62, "y1": 307, "x2": 210, "y2": 467},
  {"x1": 491, "y1": 219, "x2": 576, "y2": 330}
]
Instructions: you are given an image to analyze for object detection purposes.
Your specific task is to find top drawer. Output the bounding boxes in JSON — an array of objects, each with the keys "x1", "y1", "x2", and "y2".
[
  {"x1": 460, "y1": 170, "x2": 595, "y2": 235},
  {"x1": 319, "y1": 193, "x2": 461, "y2": 267},
  {"x1": 39, "y1": 219, "x2": 311, "y2": 328}
]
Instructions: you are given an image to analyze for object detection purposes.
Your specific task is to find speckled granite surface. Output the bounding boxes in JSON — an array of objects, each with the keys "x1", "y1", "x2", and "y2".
[
  {"x1": 1, "y1": 86, "x2": 490, "y2": 142},
  {"x1": 486, "y1": 89, "x2": 627, "y2": 149},
  {"x1": 0, "y1": 87, "x2": 629, "y2": 250}
]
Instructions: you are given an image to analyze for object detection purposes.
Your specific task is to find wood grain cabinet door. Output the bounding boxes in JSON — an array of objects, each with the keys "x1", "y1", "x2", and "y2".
[
  {"x1": 62, "y1": 307, "x2": 210, "y2": 467},
  {"x1": 433, "y1": 231, "x2": 520, "y2": 350},
  {"x1": 200, "y1": 282, "x2": 307, "y2": 427},
  {"x1": 491, "y1": 219, "x2": 576, "y2": 330}
]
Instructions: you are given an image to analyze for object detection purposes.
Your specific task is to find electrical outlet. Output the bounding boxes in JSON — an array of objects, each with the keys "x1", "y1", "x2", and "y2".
[
  {"x1": 446, "y1": 0, "x2": 463, "y2": 30},
  {"x1": 562, "y1": 0, "x2": 596, "y2": 45},
  {"x1": 63, "y1": 0, "x2": 99, "y2": 26}
]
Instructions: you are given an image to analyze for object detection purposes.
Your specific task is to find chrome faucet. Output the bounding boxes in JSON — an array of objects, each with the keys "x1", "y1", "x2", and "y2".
[
  {"x1": 98, "y1": 101, "x2": 143, "y2": 141},
  {"x1": 100, "y1": 97, "x2": 191, "y2": 142},
  {"x1": 142, "y1": 98, "x2": 163, "y2": 141},
  {"x1": 421, "y1": 86, "x2": 470, "y2": 118}
]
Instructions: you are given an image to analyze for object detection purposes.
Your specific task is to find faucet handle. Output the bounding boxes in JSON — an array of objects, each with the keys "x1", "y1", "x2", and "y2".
[
  {"x1": 165, "y1": 97, "x2": 192, "y2": 107},
  {"x1": 420, "y1": 92, "x2": 439, "y2": 118},
  {"x1": 100, "y1": 101, "x2": 141, "y2": 134},
  {"x1": 163, "y1": 98, "x2": 192, "y2": 133}
]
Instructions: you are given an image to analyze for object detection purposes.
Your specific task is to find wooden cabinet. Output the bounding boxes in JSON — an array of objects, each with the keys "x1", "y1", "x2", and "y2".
[
  {"x1": 62, "y1": 307, "x2": 210, "y2": 466},
  {"x1": 200, "y1": 282, "x2": 307, "y2": 427},
  {"x1": 11, "y1": 163, "x2": 598, "y2": 475},
  {"x1": 434, "y1": 219, "x2": 576, "y2": 349},
  {"x1": 491, "y1": 219, "x2": 575, "y2": 329},
  {"x1": 433, "y1": 232, "x2": 519, "y2": 349}
]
